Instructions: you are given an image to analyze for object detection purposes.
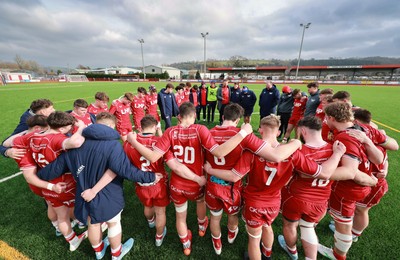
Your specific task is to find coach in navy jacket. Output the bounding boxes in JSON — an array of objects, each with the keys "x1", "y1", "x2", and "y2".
[
  {"x1": 157, "y1": 83, "x2": 179, "y2": 129},
  {"x1": 37, "y1": 123, "x2": 156, "y2": 224},
  {"x1": 259, "y1": 81, "x2": 280, "y2": 119}
]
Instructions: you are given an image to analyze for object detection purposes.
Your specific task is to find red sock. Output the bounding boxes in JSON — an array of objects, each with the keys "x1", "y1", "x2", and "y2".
[
  {"x1": 111, "y1": 244, "x2": 122, "y2": 257},
  {"x1": 333, "y1": 250, "x2": 346, "y2": 260},
  {"x1": 179, "y1": 234, "x2": 189, "y2": 244},
  {"x1": 92, "y1": 241, "x2": 104, "y2": 253},
  {"x1": 261, "y1": 243, "x2": 272, "y2": 257}
]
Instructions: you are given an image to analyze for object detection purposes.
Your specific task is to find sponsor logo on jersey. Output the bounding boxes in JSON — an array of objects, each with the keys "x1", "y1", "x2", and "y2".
[{"x1": 77, "y1": 165, "x2": 85, "y2": 176}]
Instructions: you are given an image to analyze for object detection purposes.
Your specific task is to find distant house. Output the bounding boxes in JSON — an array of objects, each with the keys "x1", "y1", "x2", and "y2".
[
  {"x1": 73, "y1": 67, "x2": 141, "y2": 75},
  {"x1": 144, "y1": 65, "x2": 181, "y2": 79}
]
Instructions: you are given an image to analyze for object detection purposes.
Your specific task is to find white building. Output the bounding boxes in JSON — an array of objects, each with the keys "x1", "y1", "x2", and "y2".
[
  {"x1": 144, "y1": 65, "x2": 181, "y2": 79},
  {"x1": 73, "y1": 67, "x2": 141, "y2": 75},
  {"x1": 1, "y1": 72, "x2": 32, "y2": 83}
]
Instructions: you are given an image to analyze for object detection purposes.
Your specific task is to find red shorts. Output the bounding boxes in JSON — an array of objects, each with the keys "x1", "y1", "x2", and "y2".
[
  {"x1": 356, "y1": 179, "x2": 388, "y2": 208},
  {"x1": 135, "y1": 180, "x2": 170, "y2": 207},
  {"x1": 281, "y1": 191, "x2": 327, "y2": 223},
  {"x1": 242, "y1": 203, "x2": 280, "y2": 228},
  {"x1": 116, "y1": 125, "x2": 132, "y2": 136},
  {"x1": 42, "y1": 173, "x2": 76, "y2": 208},
  {"x1": 329, "y1": 182, "x2": 370, "y2": 222},
  {"x1": 288, "y1": 116, "x2": 301, "y2": 126},
  {"x1": 205, "y1": 182, "x2": 242, "y2": 215},
  {"x1": 169, "y1": 182, "x2": 204, "y2": 205},
  {"x1": 28, "y1": 184, "x2": 43, "y2": 197}
]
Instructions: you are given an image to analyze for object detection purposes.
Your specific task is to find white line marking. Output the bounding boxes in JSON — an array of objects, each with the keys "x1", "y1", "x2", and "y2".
[{"x1": 0, "y1": 171, "x2": 22, "y2": 183}]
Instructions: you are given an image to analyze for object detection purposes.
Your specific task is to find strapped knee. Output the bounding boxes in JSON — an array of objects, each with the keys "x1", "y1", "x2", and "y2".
[
  {"x1": 210, "y1": 209, "x2": 223, "y2": 217},
  {"x1": 107, "y1": 212, "x2": 122, "y2": 238},
  {"x1": 299, "y1": 219, "x2": 318, "y2": 245},
  {"x1": 175, "y1": 201, "x2": 188, "y2": 213},
  {"x1": 246, "y1": 225, "x2": 262, "y2": 239},
  {"x1": 334, "y1": 231, "x2": 353, "y2": 253}
]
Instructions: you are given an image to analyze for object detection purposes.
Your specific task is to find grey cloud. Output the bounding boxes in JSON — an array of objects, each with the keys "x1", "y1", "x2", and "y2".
[{"x1": 0, "y1": 0, "x2": 398, "y2": 67}]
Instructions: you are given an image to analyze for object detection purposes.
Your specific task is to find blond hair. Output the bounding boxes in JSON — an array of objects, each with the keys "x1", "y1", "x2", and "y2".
[{"x1": 260, "y1": 114, "x2": 281, "y2": 128}]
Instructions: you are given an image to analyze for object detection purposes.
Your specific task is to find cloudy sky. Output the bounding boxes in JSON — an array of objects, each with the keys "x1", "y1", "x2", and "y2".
[{"x1": 1, "y1": 0, "x2": 399, "y2": 68}]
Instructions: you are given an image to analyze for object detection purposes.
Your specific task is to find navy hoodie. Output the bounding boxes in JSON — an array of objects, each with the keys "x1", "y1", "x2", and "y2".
[
  {"x1": 259, "y1": 85, "x2": 280, "y2": 117},
  {"x1": 38, "y1": 124, "x2": 156, "y2": 224},
  {"x1": 157, "y1": 88, "x2": 179, "y2": 119}
]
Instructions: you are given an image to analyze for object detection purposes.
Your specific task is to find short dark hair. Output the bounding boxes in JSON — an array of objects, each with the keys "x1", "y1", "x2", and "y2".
[
  {"x1": 124, "y1": 92, "x2": 134, "y2": 101},
  {"x1": 166, "y1": 83, "x2": 174, "y2": 89},
  {"x1": 320, "y1": 88, "x2": 334, "y2": 95},
  {"x1": 30, "y1": 99, "x2": 53, "y2": 113},
  {"x1": 353, "y1": 109, "x2": 372, "y2": 124},
  {"x1": 175, "y1": 85, "x2": 183, "y2": 91},
  {"x1": 185, "y1": 82, "x2": 192, "y2": 88},
  {"x1": 179, "y1": 102, "x2": 196, "y2": 117},
  {"x1": 96, "y1": 112, "x2": 116, "y2": 124},
  {"x1": 307, "y1": 82, "x2": 319, "y2": 89},
  {"x1": 223, "y1": 103, "x2": 244, "y2": 121},
  {"x1": 141, "y1": 115, "x2": 158, "y2": 129},
  {"x1": 297, "y1": 116, "x2": 322, "y2": 131},
  {"x1": 292, "y1": 89, "x2": 301, "y2": 96},
  {"x1": 47, "y1": 111, "x2": 75, "y2": 129},
  {"x1": 192, "y1": 84, "x2": 199, "y2": 90},
  {"x1": 26, "y1": 115, "x2": 48, "y2": 128},
  {"x1": 332, "y1": 91, "x2": 351, "y2": 101},
  {"x1": 138, "y1": 87, "x2": 147, "y2": 94},
  {"x1": 73, "y1": 99, "x2": 88, "y2": 108},
  {"x1": 95, "y1": 92, "x2": 109, "y2": 101}
]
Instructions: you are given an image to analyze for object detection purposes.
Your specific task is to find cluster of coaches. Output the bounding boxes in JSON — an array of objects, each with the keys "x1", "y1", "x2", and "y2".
[{"x1": 1, "y1": 80, "x2": 398, "y2": 260}]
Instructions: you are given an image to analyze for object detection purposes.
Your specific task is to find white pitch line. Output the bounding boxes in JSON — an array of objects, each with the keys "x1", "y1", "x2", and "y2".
[{"x1": 0, "y1": 171, "x2": 22, "y2": 183}]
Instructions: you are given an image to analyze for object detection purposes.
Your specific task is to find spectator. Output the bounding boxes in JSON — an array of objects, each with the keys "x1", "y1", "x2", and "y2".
[
  {"x1": 230, "y1": 82, "x2": 241, "y2": 104},
  {"x1": 277, "y1": 86, "x2": 294, "y2": 139},
  {"x1": 199, "y1": 82, "x2": 208, "y2": 122},
  {"x1": 217, "y1": 79, "x2": 231, "y2": 125},
  {"x1": 189, "y1": 84, "x2": 200, "y2": 121},
  {"x1": 259, "y1": 80, "x2": 280, "y2": 120},
  {"x1": 304, "y1": 82, "x2": 320, "y2": 117},
  {"x1": 239, "y1": 86, "x2": 257, "y2": 124},
  {"x1": 207, "y1": 80, "x2": 218, "y2": 123},
  {"x1": 158, "y1": 83, "x2": 179, "y2": 129}
]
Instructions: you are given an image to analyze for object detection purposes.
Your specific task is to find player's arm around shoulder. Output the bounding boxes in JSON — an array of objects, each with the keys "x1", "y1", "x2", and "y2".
[
  {"x1": 258, "y1": 139, "x2": 302, "y2": 163},
  {"x1": 212, "y1": 123, "x2": 253, "y2": 158}
]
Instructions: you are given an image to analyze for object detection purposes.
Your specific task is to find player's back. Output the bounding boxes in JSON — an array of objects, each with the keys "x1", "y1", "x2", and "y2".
[
  {"x1": 291, "y1": 98, "x2": 307, "y2": 118},
  {"x1": 146, "y1": 94, "x2": 158, "y2": 115},
  {"x1": 286, "y1": 142, "x2": 333, "y2": 202},
  {"x1": 131, "y1": 96, "x2": 146, "y2": 116},
  {"x1": 154, "y1": 124, "x2": 217, "y2": 189},
  {"x1": 333, "y1": 129, "x2": 371, "y2": 199},
  {"x1": 123, "y1": 134, "x2": 166, "y2": 179},
  {"x1": 242, "y1": 151, "x2": 296, "y2": 207},
  {"x1": 87, "y1": 104, "x2": 108, "y2": 115},
  {"x1": 29, "y1": 132, "x2": 67, "y2": 168}
]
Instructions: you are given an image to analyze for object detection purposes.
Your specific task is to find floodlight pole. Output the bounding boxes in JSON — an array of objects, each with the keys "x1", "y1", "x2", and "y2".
[
  {"x1": 138, "y1": 39, "x2": 146, "y2": 80},
  {"x1": 295, "y1": 23, "x2": 311, "y2": 80},
  {"x1": 201, "y1": 32, "x2": 209, "y2": 79}
]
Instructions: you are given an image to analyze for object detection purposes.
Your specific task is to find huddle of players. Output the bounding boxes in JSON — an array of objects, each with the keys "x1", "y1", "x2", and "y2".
[{"x1": 3, "y1": 85, "x2": 399, "y2": 260}]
